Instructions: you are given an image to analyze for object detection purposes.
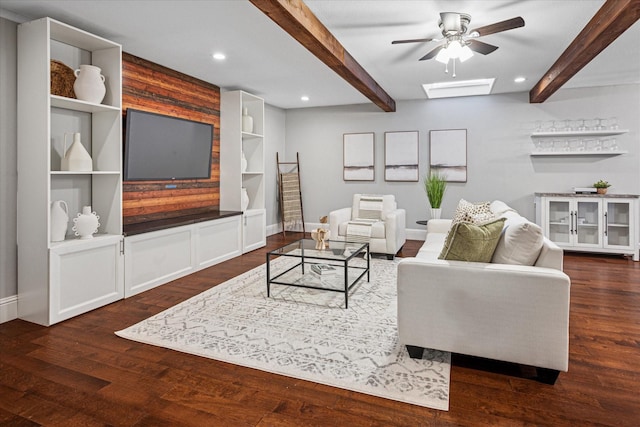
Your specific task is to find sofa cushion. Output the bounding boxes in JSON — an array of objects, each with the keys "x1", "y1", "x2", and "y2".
[
  {"x1": 492, "y1": 218, "x2": 544, "y2": 266},
  {"x1": 452, "y1": 199, "x2": 493, "y2": 224},
  {"x1": 490, "y1": 200, "x2": 518, "y2": 216},
  {"x1": 438, "y1": 218, "x2": 506, "y2": 262}
]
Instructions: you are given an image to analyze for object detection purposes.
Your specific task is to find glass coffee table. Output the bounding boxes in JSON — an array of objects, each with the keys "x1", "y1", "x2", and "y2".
[{"x1": 266, "y1": 239, "x2": 369, "y2": 308}]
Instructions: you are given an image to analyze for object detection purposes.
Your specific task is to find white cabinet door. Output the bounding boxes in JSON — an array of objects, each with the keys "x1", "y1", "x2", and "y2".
[
  {"x1": 574, "y1": 199, "x2": 602, "y2": 248},
  {"x1": 545, "y1": 198, "x2": 572, "y2": 247},
  {"x1": 196, "y1": 216, "x2": 242, "y2": 269},
  {"x1": 243, "y1": 209, "x2": 266, "y2": 253},
  {"x1": 604, "y1": 200, "x2": 634, "y2": 250},
  {"x1": 124, "y1": 227, "x2": 194, "y2": 297},
  {"x1": 49, "y1": 236, "x2": 123, "y2": 324}
]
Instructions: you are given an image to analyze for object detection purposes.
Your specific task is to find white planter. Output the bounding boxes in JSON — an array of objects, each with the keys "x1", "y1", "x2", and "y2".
[
  {"x1": 73, "y1": 64, "x2": 106, "y2": 104},
  {"x1": 430, "y1": 208, "x2": 442, "y2": 220}
]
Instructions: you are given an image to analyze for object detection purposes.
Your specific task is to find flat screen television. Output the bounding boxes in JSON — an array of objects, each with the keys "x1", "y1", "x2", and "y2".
[{"x1": 124, "y1": 108, "x2": 213, "y2": 181}]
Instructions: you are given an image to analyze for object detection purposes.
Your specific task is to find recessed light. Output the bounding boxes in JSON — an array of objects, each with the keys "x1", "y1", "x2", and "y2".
[
  {"x1": 514, "y1": 76, "x2": 526, "y2": 83},
  {"x1": 301, "y1": 96, "x2": 309, "y2": 102},
  {"x1": 212, "y1": 53, "x2": 226, "y2": 60}
]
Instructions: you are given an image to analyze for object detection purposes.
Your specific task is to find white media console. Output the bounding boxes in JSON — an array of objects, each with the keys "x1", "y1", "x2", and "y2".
[{"x1": 124, "y1": 213, "x2": 242, "y2": 297}]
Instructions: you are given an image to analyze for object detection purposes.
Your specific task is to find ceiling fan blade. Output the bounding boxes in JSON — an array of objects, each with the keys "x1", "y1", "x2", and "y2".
[
  {"x1": 419, "y1": 45, "x2": 444, "y2": 61},
  {"x1": 470, "y1": 17, "x2": 525, "y2": 37},
  {"x1": 392, "y1": 37, "x2": 434, "y2": 45},
  {"x1": 467, "y1": 40, "x2": 499, "y2": 55}
]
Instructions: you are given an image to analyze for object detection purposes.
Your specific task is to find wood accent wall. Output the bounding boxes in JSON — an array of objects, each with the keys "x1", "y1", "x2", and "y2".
[{"x1": 122, "y1": 53, "x2": 220, "y2": 225}]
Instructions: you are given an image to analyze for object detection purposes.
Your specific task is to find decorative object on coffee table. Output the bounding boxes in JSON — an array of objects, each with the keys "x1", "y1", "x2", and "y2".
[
  {"x1": 424, "y1": 171, "x2": 447, "y2": 219},
  {"x1": 593, "y1": 179, "x2": 611, "y2": 194},
  {"x1": 311, "y1": 215, "x2": 330, "y2": 249}
]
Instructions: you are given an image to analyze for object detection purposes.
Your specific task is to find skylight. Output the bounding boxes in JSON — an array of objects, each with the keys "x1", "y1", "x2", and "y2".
[{"x1": 422, "y1": 78, "x2": 495, "y2": 99}]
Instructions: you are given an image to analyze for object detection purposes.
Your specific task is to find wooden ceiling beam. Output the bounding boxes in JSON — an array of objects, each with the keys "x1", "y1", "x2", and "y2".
[
  {"x1": 530, "y1": 0, "x2": 640, "y2": 103},
  {"x1": 249, "y1": 0, "x2": 396, "y2": 112}
]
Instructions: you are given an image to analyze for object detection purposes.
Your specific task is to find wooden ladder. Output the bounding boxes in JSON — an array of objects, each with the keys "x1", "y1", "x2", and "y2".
[{"x1": 277, "y1": 152, "x2": 305, "y2": 236}]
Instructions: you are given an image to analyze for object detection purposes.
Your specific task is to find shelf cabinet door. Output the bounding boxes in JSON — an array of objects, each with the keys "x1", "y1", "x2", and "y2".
[
  {"x1": 604, "y1": 200, "x2": 634, "y2": 249},
  {"x1": 545, "y1": 199, "x2": 572, "y2": 246},
  {"x1": 575, "y1": 199, "x2": 602, "y2": 248},
  {"x1": 49, "y1": 237, "x2": 124, "y2": 324},
  {"x1": 243, "y1": 209, "x2": 266, "y2": 253}
]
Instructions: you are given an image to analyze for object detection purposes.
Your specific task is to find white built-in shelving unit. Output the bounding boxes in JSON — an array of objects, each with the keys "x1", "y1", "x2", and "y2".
[
  {"x1": 220, "y1": 90, "x2": 266, "y2": 253},
  {"x1": 17, "y1": 17, "x2": 124, "y2": 325}
]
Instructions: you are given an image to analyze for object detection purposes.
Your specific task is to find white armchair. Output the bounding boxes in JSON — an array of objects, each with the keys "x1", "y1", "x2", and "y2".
[{"x1": 329, "y1": 194, "x2": 406, "y2": 259}]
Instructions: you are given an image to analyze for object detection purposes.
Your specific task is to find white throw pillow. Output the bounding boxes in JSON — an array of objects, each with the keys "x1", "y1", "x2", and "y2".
[{"x1": 492, "y1": 219, "x2": 544, "y2": 266}]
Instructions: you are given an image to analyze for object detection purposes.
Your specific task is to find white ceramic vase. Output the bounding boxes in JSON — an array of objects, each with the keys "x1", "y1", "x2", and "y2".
[
  {"x1": 72, "y1": 206, "x2": 100, "y2": 239},
  {"x1": 430, "y1": 208, "x2": 442, "y2": 220},
  {"x1": 73, "y1": 64, "x2": 106, "y2": 104},
  {"x1": 50, "y1": 200, "x2": 69, "y2": 242},
  {"x1": 242, "y1": 107, "x2": 254, "y2": 133},
  {"x1": 62, "y1": 132, "x2": 93, "y2": 172},
  {"x1": 241, "y1": 151, "x2": 248, "y2": 172},
  {"x1": 241, "y1": 188, "x2": 250, "y2": 211}
]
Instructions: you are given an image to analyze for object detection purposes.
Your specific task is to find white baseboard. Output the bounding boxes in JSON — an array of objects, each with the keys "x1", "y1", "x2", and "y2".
[{"x1": 0, "y1": 295, "x2": 18, "y2": 324}]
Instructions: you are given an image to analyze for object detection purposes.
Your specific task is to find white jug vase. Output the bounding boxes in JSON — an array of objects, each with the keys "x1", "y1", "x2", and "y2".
[
  {"x1": 241, "y1": 188, "x2": 250, "y2": 211},
  {"x1": 242, "y1": 107, "x2": 254, "y2": 133},
  {"x1": 62, "y1": 132, "x2": 93, "y2": 172},
  {"x1": 72, "y1": 206, "x2": 100, "y2": 239},
  {"x1": 241, "y1": 151, "x2": 248, "y2": 172},
  {"x1": 50, "y1": 200, "x2": 69, "y2": 242},
  {"x1": 73, "y1": 64, "x2": 106, "y2": 104}
]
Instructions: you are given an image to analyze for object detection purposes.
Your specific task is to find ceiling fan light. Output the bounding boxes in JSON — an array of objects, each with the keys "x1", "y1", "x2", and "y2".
[
  {"x1": 446, "y1": 40, "x2": 462, "y2": 58},
  {"x1": 459, "y1": 45, "x2": 474, "y2": 62},
  {"x1": 435, "y1": 48, "x2": 450, "y2": 64}
]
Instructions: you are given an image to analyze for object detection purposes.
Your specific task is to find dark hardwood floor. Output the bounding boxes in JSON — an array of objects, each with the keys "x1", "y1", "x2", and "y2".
[{"x1": 1, "y1": 233, "x2": 639, "y2": 426}]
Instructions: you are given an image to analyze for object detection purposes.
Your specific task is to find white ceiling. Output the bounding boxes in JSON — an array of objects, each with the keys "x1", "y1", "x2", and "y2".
[{"x1": 1, "y1": 0, "x2": 638, "y2": 110}]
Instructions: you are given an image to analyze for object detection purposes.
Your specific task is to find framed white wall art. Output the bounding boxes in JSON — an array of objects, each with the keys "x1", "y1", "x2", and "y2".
[
  {"x1": 384, "y1": 131, "x2": 419, "y2": 182},
  {"x1": 429, "y1": 129, "x2": 467, "y2": 182},
  {"x1": 343, "y1": 132, "x2": 375, "y2": 181}
]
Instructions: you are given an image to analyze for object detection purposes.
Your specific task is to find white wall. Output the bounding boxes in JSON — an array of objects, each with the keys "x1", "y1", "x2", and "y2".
[
  {"x1": 0, "y1": 17, "x2": 17, "y2": 300},
  {"x1": 265, "y1": 104, "x2": 286, "y2": 230},
  {"x1": 283, "y1": 86, "x2": 640, "y2": 231}
]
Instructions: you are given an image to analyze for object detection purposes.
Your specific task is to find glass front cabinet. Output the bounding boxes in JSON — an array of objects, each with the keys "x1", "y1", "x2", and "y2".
[{"x1": 536, "y1": 194, "x2": 639, "y2": 261}]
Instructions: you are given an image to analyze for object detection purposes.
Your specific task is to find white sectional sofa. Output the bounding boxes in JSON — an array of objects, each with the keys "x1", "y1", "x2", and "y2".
[{"x1": 397, "y1": 200, "x2": 571, "y2": 383}]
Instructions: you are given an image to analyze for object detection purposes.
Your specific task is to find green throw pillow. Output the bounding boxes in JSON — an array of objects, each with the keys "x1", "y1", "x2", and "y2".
[{"x1": 438, "y1": 218, "x2": 506, "y2": 262}]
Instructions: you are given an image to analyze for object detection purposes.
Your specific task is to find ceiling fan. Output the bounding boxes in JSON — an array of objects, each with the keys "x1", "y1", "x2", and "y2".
[{"x1": 392, "y1": 12, "x2": 525, "y2": 75}]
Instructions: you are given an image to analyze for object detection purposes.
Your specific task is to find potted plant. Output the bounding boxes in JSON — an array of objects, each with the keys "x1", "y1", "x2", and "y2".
[
  {"x1": 423, "y1": 171, "x2": 447, "y2": 219},
  {"x1": 593, "y1": 179, "x2": 611, "y2": 195}
]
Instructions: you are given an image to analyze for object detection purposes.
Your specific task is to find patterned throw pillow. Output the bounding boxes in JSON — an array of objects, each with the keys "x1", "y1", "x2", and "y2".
[
  {"x1": 452, "y1": 199, "x2": 493, "y2": 224},
  {"x1": 438, "y1": 218, "x2": 506, "y2": 262}
]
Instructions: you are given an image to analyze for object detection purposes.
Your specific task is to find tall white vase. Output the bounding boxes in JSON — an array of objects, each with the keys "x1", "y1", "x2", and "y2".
[
  {"x1": 73, "y1": 64, "x2": 106, "y2": 104},
  {"x1": 50, "y1": 200, "x2": 69, "y2": 242},
  {"x1": 62, "y1": 132, "x2": 93, "y2": 171},
  {"x1": 242, "y1": 107, "x2": 254, "y2": 133},
  {"x1": 72, "y1": 206, "x2": 100, "y2": 239},
  {"x1": 430, "y1": 208, "x2": 442, "y2": 220},
  {"x1": 241, "y1": 188, "x2": 250, "y2": 211}
]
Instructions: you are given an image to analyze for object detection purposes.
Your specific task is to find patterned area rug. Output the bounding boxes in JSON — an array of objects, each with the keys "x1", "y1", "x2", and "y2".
[{"x1": 116, "y1": 257, "x2": 451, "y2": 410}]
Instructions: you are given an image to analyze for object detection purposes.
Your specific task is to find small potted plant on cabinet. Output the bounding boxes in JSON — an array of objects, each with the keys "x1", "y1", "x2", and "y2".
[
  {"x1": 424, "y1": 171, "x2": 447, "y2": 219},
  {"x1": 593, "y1": 179, "x2": 611, "y2": 195}
]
